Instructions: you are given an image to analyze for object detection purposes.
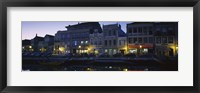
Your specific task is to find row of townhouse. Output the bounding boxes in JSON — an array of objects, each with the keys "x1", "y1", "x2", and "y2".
[
  {"x1": 53, "y1": 22, "x2": 127, "y2": 56},
  {"x1": 22, "y1": 22, "x2": 178, "y2": 57},
  {"x1": 22, "y1": 34, "x2": 54, "y2": 53},
  {"x1": 127, "y1": 22, "x2": 178, "y2": 56}
]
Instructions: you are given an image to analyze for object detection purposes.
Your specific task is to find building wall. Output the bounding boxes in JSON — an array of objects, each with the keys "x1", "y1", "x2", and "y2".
[
  {"x1": 127, "y1": 22, "x2": 154, "y2": 55},
  {"x1": 66, "y1": 22, "x2": 102, "y2": 54},
  {"x1": 89, "y1": 29, "x2": 104, "y2": 54},
  {"x1": 118, "y1": 37, "x2": 127, "y2": 54},
  {"x1": 103, "y1": 24, "x2": 126, "y2": 55},
  {"x1": 154, "y1": 22, "x2": 178, "y2": 56},
  {"x1": 30, "y1": 35, "x2": 44, "y2": 52},
  {"x1": 53, "y1": 31, "x2": 68, "y2": 55},
  {"x1": 127, "y1": 22, "x2": 178, "y2": 56}
]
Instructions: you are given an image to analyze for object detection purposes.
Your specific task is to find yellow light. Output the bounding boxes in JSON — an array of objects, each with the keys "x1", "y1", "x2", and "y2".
[
  {"x1": 78, "y1": 46, "x2": 81, "y2": 48},
  {"x1": 87, "y1": 68, "x2": 91, "y2": 71},
  {"x1": 123, "y1": 68, "x2": 128, "y2": 71},
  {"x1": 59, "y1": 47, "x2": 65, "y2": 52},
  {"x1": 29, "y1": 46, "x2": 32, "y2": 48},
  {"x1": 139, "y1": 45, "x2": 142, "y2": 48}
]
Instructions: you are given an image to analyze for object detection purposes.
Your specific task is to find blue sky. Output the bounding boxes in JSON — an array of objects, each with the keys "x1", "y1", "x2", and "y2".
[{"x1": 22, "y1": 21, "x2": 131, "y2": 40}]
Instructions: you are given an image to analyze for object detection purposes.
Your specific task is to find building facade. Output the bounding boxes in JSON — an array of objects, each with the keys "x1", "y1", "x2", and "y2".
[
  {"x1": 103, "y1": 24, "x2": 126, "y2": 55},
  {"x1": 65, "y1": 22, "x2": 102, "y2": 54},
  {"x1": 127, "y1": 22, "x2": 178, "y2": 56},
  {"x1": 53, "y1": 31, "x2": 68, "y2": 55},
  {"x1": 38, "y1": 35, "x2": 54, "y2": 53},
  {"x1": 31, "y1": 34, "x2": 44, "y2": 52},
  {"x1": 127, "y1": 22, "x2": 155, "y2": 55},
  {"x1": 154, "y1": 22, "x2": 178, "y2": 56},
  {"x1": 22, "y1": 39, "x2": 32, "y2": 52},
  {"x1": 89, "y1": 29, "x2": 104, "y2": 55}
]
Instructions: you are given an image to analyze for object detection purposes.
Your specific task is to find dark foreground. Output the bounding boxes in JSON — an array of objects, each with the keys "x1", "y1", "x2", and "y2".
[{"x1": 22, "y1": 57, "x2": 178, "y2": 71}]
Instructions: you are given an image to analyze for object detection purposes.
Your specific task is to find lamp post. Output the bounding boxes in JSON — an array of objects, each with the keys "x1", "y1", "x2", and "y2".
[
  {"x1": 139, "y1": 45, "x2": 142, "y2": 55},
  {"x1": 78, "y1": 45, "x2": 81, "y2": 54}
]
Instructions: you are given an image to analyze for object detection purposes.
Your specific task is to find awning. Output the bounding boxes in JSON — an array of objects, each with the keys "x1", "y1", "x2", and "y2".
[{"x1": 128, "y1": 44, "x2": 153, "y2": 49}]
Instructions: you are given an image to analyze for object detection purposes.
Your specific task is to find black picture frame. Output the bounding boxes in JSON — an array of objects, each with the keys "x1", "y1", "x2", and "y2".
[{"x1": 0, "y1": 0, "x2": 200, "y2": 93}]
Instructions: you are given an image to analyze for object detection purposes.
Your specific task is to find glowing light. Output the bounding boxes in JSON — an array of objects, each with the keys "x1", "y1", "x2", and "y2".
[
  {"x1": 139, "y1": 45, "x2": 142, "y2": 48},
  {"x1": 59, "y1": 47, "x2": 65, "y2": 52},
  {"x1": 78, "y1": 46, "x2": 81, "y2": 48},
  {"x1": 123, "y1": 68, "x2": 128, "y2": 71},
  {"x1": 87, "y1": 68, "x2": 91, "y2": 71},
  {"x1": 29, "y1": 46, "x2": 32, "y2": 48},
  {"x1": 105, "y1": 49, "x2": 108, "y2": 53}
]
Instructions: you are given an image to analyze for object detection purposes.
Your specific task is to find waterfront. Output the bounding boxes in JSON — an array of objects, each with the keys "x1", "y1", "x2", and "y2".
[
  {"x1": 22, "y1": 55, "x2": 178, "y2": 71},
  {"x1": 22, "y1": 22, "x2": 178, "y2": 71}
]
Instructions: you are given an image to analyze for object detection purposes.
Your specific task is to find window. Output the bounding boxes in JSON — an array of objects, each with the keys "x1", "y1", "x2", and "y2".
[
  {"x1": 99, "y1": 41, "x2": 102, "y2": 45},
  {"x1": 143, "y1": 27, "x2": 147, "y2": 31},
  {"x1": 128, "y1": 38, "x2": 132, "y2": 43},
  {"x1": 133, "y1": 38, "x2": 137, "y2": 43},
  {"x1": 162, "y1": 37, "x2": 167, "y2": 44},
  {"x1": 104, "y1": 31, "x2": 107, "y2": 36},
  {"x1": 168, "y1": 27, "x2": 173, "y2": 31},
  {"x1": 143, "y1": 27, "x2": 147, "y2": 35},
  {"x1": 133, "y1": 28, "x2": 137, "y2": 33},
  {"x1": 162, "y1": 28, "x2": 167, "y2": 32},
  {"x1": 81, "y1": 41, "x2": 84, "y2": 44},
  {"x1": 138, "y1": 37, "x2": 142, "y2": 43},
  {"x1": 156, "y1": 28, "x2": 161, "y2": 31},
  {"x1": 138, "y1": 27, "x2": 142, "y2": 33},
  {"x1": 109, "y1": 40, "x2": 112, "y2": 46},
  {"x1": 149, "y1": 27, "x2": 153, "y2": 35},
  {"x1": 149, "y1": 31, "x2": 153, "y2": 35},
  {"x1": 128, "y1": 28, "x2": 132, "y2": 33},
  {"x1": 94, "y1": 41, "x2": 97, "y2": 45},
  {"x1": 113, "y1": 40, "x2": 116, "y2": 45},
  {"x1": 74, "y1": 41, "x2": 77, "y2": 46},
  {"x1": 113, "y1": 30, "x2": 116, "y2": 35},
  {"x1": 149, "y1": 37, "x2": 154, "y2": 43},
  {"x1": 119, "y1": 40, "x2": 121, "y2": 45},
  {"x1": 156, "y1": 37, "x2": 161, "y2": 44},
  {"x1": 85, "y1": 41, "x2": 88, "y2": 44},
  {"x1": 105, "y1": 40, "x2": 107, "y2": 46},
  {"x1": 143, "y1": 37, "x2": 148, "y2": 43},
  {"x1": 109, "y1": 31, "x2": 112, "y2": 36},
  {"x1": 168, "y1": 36, "x2": 174, "y2": 43}
]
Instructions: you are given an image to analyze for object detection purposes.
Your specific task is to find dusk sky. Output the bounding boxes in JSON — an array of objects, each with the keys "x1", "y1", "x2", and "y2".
[{"x1": 22, "y1": 21, "x2": 131, "y2": 40}]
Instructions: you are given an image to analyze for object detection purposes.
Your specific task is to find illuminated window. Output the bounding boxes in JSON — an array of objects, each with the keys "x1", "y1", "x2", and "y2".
[
  {"x1": 81, "y1": 41, "x2": 84, "y2": 44},
  {"x1": 143, "y1": 49, "x2": 148, "y2": 52},
  {"x1": 129, "y1": 49, "x2": 137, "y2": 53},
  {"x1": 74, "y1": 41, "x2": 77, "y2": 45},
  {"x1": 105, "y1": 49, "x2": 108, "y2": 53}
]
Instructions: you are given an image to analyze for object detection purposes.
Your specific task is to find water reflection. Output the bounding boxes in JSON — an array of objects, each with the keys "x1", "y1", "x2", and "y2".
[{"x1": 22, "y1": 63, "x2": 161, "y2": 71}]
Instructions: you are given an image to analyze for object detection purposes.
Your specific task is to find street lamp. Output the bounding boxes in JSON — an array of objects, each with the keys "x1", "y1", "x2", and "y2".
[
  {"x1": 139, "y1": 45, "x2": 142, "y2": 48},
  {"x1": 29, "y1": 46, "x2": 32, "y2": 49},
  {"x1": 78, "y1": 45, "x2": 81, "y2": 48},
  {"x1": 139, "y1": 45, "x2": 142, "y2": 55}
]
